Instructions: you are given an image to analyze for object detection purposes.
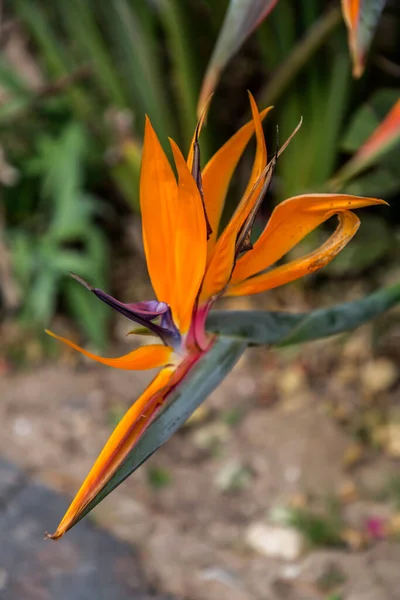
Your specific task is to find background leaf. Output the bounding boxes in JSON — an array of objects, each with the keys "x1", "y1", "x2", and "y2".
[
  {"x1": 335, "y1": 92, "x2": 400, "y2": 187},
  {"x1": 341, "y1": 0, "x2": 387, "y2": 77},
  {"x1": 198, "y1": 0, "x2": 280, "y2": 114}
]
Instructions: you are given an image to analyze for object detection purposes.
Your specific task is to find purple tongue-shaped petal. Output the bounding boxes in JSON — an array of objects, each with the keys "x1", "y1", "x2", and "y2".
[{"x1": 69, "y1": 273, "x2": 180, "y2": 345}]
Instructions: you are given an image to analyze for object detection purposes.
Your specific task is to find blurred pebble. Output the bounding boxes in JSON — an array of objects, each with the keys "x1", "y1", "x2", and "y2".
[
  {"x1": 276, "y1": 366, "x2": 307, "y2": 397},
  {"x1": 214, "y1": 459, "x2": 251, "y2": 492},
  {"x1": 284, "y1": 465, "x2": 301, "y2": 483},
  {"x1": 360, "y1": 358, "x2": 397, "y2": 394},
  {"x1": 279, "y1": 564, "x2": 302, "y2": 579},
  {"x1": 13, "y1": 417, "x2": 32, "y2": 437},
  {"x1": 245, "y1": 523, "x2": 305, "y2": 560},
  {"x1": 200, "y1": 567, "x2": 241, "y2": 588}
]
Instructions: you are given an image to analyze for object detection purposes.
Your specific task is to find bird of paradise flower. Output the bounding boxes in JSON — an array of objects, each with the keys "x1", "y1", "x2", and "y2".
[{"x1": 46, "y1": 93, "x2": 385, "y2": 539}]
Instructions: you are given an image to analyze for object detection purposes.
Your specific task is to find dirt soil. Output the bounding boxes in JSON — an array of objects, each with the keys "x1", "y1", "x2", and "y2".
[{"x1": 1, "y1": 290, "x2": 400, "y2": 600}]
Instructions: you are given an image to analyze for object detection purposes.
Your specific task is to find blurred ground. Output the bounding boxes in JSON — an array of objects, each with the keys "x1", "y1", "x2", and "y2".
[
  {"x1": 0, "y1": 459, "x2": 170, "y2": 600},
  {"x1": 1, "y1": 282, "x2": 400, "y2": 600}
]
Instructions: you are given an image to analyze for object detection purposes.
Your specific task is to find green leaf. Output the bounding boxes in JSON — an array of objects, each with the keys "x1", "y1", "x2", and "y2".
[
  {"x1": 342, "y1": 0, "x2": 386, "y2": 78},
  {"x1": 72, "y1": 337, "x2": 246, "y2": 525},
  {"x1": 334, "y1": 91, "x2": 400, "y2": 187},
  {"x1": 207, "y1": 309, "x2": 301, "y2": 346},
  {"x1": 159, "y1": 0, "x2": 199, "y2": 148},
  {"x1": 99, "y1": 0, "x2": 176, "y2": 142},
  {"x1": 342, "y1": 89, "x2": 400, "y2": 153},
  {"x1": 207, "y1": 283, "x2": 400, "y2": 346},
  {"x1": 198, "y1": 0, "x2": 279, "y2": 115},
  {"x1": 56, "y1": 0, "x2": 127, "y2": 107},
  {"x1": 342, "y1": 165, "x2": 400, "y2": 197}
]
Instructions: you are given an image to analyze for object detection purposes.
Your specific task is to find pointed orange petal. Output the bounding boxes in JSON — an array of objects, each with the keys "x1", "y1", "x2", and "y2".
[
  {"x1": 46, "y1": 330, "x2": 172, "y2": 370},
  {"x1": 226, "y1": 211, "x2": 360, "y2": 296},
  {"x1": 231, "y1": 194, "x2": 387, "y2": 285},
  {"x1": 201, "y1": 101, "x2": 272, "y2": 249},
  {"x1": 47, "y1": 366, "x2": 175, "y2": 539},
  {"x1": 200, "y1": 95, "x2": 269, "y2": 301},
  {"x1": 241, "y1": 92, "x2": 268, "y2": 200},
  {"x1": 140, "y1": 117, "x2": 178, "y2": 308},
  {"x1": 170, "y1": 139, "x2": 207, "y2": 332}
]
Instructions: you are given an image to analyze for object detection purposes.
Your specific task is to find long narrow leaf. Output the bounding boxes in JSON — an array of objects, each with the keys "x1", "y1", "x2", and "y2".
[
  {"x1": 56, "y1": 0, "x2": 127, "y2": 106},
  {"x1": 159, "y1": 0, "x2": 199, "y2": 148},
  {"x1": 198, "y1": 0, "x2": 280, "y2": 115},
  {"x1": 207, "y1": 282, "x2": 400, "y2": 346},
  {"x1": 333, "y1": 98, "x2": 400, "y2": 187},
  {"x1": 57, "y1": 337, "x2": 246, "y2": 528},
  {"x1": 341, "y1": 0, "x2": 387, "y2": 78},
  {"x1": 100, "y1": 0, "x2": 176, "y2": 142}
]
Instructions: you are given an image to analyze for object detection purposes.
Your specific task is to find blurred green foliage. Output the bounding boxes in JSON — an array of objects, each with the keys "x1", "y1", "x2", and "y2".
[
  {"x1": 0, "y1": 0, "x2": 399, "y2": 345},
  {"x1": 5, "y1": 122, "x2": 109, "y2": 347},
  {"x1": 287, "y1": 499, "x2": 345, "y2": 548}
]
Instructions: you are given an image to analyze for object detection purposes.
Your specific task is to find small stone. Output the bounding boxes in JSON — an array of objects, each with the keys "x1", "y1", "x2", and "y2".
[
  {"x1": 13, "y1": 417, "x2": 32, "y2": 437},
  {"x1": 214, "y1": 459, "x2": 251, "y2": 492},
  {"x1": 277, "y1": 366, "x2": 307, "y2": 397},
  {"x1": 280, "y1": 564, "x2": 302, "y2": 580},
  {"x1": 245, "y1": 522, "x2": 306, "y2": 561},
  {"x1": 284, "y1": 465, "x2": 301, "y2": 483},
  {"x1": 361, "y1": 358, "x2": 397, "y2": 394}
]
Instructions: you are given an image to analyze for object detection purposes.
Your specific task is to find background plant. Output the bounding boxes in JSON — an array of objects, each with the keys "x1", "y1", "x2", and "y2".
[{"x1": 0, "y1": 0, "x2": 399, "y2": 345}]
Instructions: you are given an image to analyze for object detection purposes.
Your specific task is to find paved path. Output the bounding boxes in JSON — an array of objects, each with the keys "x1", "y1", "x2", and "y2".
[{"x1": 0, "y1": 460, "x2": 171, "y2": 600}]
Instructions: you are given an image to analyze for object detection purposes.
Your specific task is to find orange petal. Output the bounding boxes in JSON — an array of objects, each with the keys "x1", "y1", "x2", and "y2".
[
  {"x1": 46, "y1": 330, "x2": 172, "y2": 370},
  {"x1": 200, "y1": 95, "x2": 269, "y2": 301},
  {"x1": 201, "y1": 100, "x2": 272, "y2": 249},
  {"x1": 140, "y1": 117, "x2": 178, "y2": 308},
  {"x1": 170, "y1": 139, "x2": 207, "y2": 332},
  {"x1": 231, "y1": 194, "x2": 387, "y2": 285},
  {"x1": 47, "y1": 366, "x2": 175, "y2": 539},
  {"x1": 226, "y1": 211, "x2": 360, "y2": 296}
]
